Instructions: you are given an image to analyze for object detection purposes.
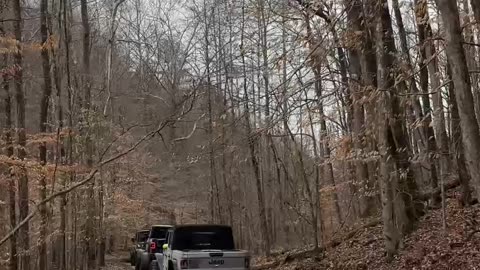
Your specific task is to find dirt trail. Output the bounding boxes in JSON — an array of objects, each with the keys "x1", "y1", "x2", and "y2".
[{"x1": 104, "y1": 253, "x2": 132, "y2": 270}]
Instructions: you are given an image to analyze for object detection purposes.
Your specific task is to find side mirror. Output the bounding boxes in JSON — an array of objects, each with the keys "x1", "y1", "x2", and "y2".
[
  {"x1": 131, "y1": 237, "x2": 135, "y2": 243},
  {"x1": 162, "y1": 244, "x2": 168, "y2": 251}
]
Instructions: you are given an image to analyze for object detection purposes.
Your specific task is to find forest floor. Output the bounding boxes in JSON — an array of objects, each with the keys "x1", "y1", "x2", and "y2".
[
  {"x1": 107, "y1": 189, "x2": 480, "y2": 270},
  {"x1": 254, "y1": 189, "x2": 480, "y2": 270},
  {"x1": 105, "y1": 252, "x2": 132, "y2": 270}
]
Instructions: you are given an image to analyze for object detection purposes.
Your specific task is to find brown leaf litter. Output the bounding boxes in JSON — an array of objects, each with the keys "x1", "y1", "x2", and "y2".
[{"x1": 254, "y1": 191, "x2": 480, "y2": 270}]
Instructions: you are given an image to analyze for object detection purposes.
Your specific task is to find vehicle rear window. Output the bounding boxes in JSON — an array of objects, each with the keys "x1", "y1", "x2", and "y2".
[
  {"x1": 172, "y1": 226, "x2": 234, "y2": 250},
  {"x1": 137, "y1": 231, "x2": 149, "y2": 242},
  {"x1": 150, "y1": 227, "x2": 168, "y2": 239}
]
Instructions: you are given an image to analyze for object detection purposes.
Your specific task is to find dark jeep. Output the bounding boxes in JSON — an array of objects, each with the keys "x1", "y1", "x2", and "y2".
[
  {"x1": 130, "y1": 230, "x2": 150, "y2": 266},
  {"x1": 137, "y1": 225, "x2": 172, "y2": 270}
]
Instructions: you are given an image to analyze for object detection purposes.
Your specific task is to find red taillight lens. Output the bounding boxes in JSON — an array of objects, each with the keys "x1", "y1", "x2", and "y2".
[
  {"x1": 150, "y1": 242, "x2": 156, "y2": 251},
  {"x1": 180, "y1": 259, "x2": 188, "y2": 269}
]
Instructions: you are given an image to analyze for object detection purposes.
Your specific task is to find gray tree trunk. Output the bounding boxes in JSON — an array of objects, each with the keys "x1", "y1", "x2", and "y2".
[
  {"x1": 446, "y1": 62, "x2": 473, "y2": 206},
  {"x1": 436, "y1": 0, "x2": 480, "y2": 201}
]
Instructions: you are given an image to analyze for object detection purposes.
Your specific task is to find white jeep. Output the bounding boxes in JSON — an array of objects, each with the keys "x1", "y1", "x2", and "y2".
[{"x1": 156, "y1": 225, "x2": 250, "y2": 270}]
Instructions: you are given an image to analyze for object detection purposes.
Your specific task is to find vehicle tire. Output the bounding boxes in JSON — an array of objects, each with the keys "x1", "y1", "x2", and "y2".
[
  {"x1": 130, "y1": 252, "x2": 135, "y2": 266},
  {"x1": 135, "y1": 259, "x2": 141, "y2": 270},
  {"x1": 168, "y1": 260, "x2": 174, "y2": 270},
  {"x1": 140, "y1": 258, "x2": 150, "y2": 270},
  {"x1": 150, "y1": 260, "x2": 160, "y2": 270}
]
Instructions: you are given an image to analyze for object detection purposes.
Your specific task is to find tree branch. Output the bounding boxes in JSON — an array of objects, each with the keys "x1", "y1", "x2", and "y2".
[
  {"x1": 172, "y1": 113, "x2": 205, "y2": 143},
  {"x1": 0, "y1": 119, "x2": 171, "y2": 247},
  {"x1": 295, "y1": 0, "x2": 331, "y2": 24}
]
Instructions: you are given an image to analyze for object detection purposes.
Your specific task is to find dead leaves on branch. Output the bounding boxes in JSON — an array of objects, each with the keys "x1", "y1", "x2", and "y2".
[
  {"x1": 342, "y1": 30, "x2": 364, "y2": 51},
  {"x1": 0, "y1": 128, "x2": 75, "y2": 148},
  {"x1": 26, "y1": 129, "x2": 76, "y2": 146},
  {"x1": 0, "y1": 35, "x2": 58, "y2": 55},
  {"x1": 0, "y1": 129, "x2": 88, "y2": 183},
  {"x1": 0, "y1": 154, "x2": 90, "y2": 175}
]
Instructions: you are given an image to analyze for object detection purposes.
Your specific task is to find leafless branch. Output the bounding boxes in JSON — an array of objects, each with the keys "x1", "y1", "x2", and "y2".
[{"x1": 172, "y1": 113, "x2": 206, "y2": 143}]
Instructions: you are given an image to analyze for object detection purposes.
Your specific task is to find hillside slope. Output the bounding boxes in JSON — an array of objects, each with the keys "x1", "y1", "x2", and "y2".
[{"x1": 255, "y1": 191, "x2": 480, "y2": 270}]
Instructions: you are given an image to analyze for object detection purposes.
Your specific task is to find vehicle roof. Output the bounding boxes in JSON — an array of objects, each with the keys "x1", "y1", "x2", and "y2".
[
  {"x1": 136, "y1": 230, "x2": 150, "y2": 232},
  {"x1": 151, "y1": 224, "x2": 174, "y2": 228},
  {"x1": 173, "y1": 224, "x2": 232, "y2": 229}
]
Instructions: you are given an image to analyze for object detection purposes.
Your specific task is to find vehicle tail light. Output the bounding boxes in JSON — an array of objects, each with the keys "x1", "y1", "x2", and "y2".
[
  {"x1": 150, "y1": 242, "x2": 156, "y2": 251},
  {"x1": 180, "y1": 259, "x2": 188, "y2": 269}
]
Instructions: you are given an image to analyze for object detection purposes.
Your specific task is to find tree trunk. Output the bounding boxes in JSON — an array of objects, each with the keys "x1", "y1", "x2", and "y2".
[
  {"x1": 462, "y1": 0, "x2": 480, "y2": 127},
  {"x1": 212, "y1": 5, "x2": 225, "y2": 224},
  {"x1": 286, "y1": 119, "x2": 319, "y2": 249},
  {"x1": 204, "y1": 4, "x2": 219, "y2": 224},
  {"x1": 219, "y1": 2, "x2": 234, "y2": 228},
  {"x1": 304, "y1": 88, "x2": 322, "y2": 249},
  {"x1": 473, "y1": 0, "x2": 480, "y2": 26},
  {"x1": 446, "y1": 61, "x2": 473, "y2": 206},
  {"x1": 332, "y1": 29, "x2": 352, "y2": 133},
  {"x1": 61, "y1": 0, "x2": 73, "y2": 268},
  {"x1": 345, "y1": 0, "x2": 377, "y2": 218},
  {"x1": 381, "y1": 0, "x2": 421, "y2": 228},
  {"x1": 435, "y1": 0, "x2": 480, "y2": 201},
  {"x1": 281, "y1": 8, "x2": 291, "y2": 245},
  {"x1": 414, "y1": 0, "x2": 442, "y2": 205},
  {"x1": 472, "y1": 0, "x2": 480, "y2": 46},
  {"x1": 240, "y1": 0, "x2": 270, "y2": 255},
  {"x1": 104, "y1": 0, "x2": 125, "y2": 116},
  {"x1": 416, "y1": 0, "x2": 451, "y2": 206},
  {"x1": 97, "y1": 176, "x2": 106, "y2": 267},
  {"x1": 12, "y1": 0, "x2": 30, "y2": 268},
  {"x1": 1, "y1": 22, "x2": 18, "y2": 270},
  {"x1": 259, "y1": 0, "x2": 275, "y2": 242},
  {"x1": 80, "y1": 0, "x2": 96, "y2": 267},
  {"x1": 358, "y1": 0, "x2": 381, "y2": 217},
  {"x1": 391, "y1": 0, "x2": 425, "y2": 155},
  {"x1": 375, "y1": 0, "x2": 420, "y2": 257},
  {"x1": 375, "y1": 6, "x2": 402, "y2": 260},
  {"x1": 304, "y1": 14, "x2": 343, "y2": 225},
  {"x1": 39, "y1": 0, "x2": 53, "y2": 267},
  {"x1": 316, "y1": 80, "x2": 343, "y2": 225},
  {"x1": 425, "y1": 37, "x2": 450, "y2": 208}
]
